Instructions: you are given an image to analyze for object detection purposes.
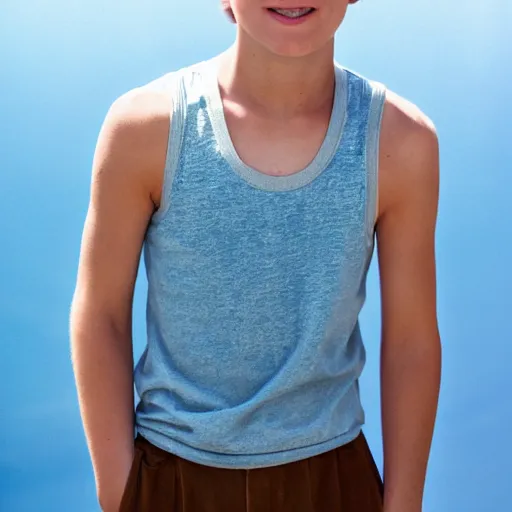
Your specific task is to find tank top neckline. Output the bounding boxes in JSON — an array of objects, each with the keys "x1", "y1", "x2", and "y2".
[{"x1": 202, "y1": 57, "x2": 348, "y2": 192}]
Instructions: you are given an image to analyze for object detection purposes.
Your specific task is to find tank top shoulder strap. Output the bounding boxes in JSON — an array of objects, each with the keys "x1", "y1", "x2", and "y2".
[
  {"x1": 330, "y1": 64, "x2": 387, "y2": 241},
  {"x1": 146, "y1": 70, "x2": 187, "y2": 223},
  {"x1": 365, "y1": 78, "x2": 387, "y2": 239}
]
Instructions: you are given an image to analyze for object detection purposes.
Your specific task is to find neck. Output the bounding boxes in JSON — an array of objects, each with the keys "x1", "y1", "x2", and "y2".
[{"x1": 217, "y1": 33, "x2": 336, "y2": 119}]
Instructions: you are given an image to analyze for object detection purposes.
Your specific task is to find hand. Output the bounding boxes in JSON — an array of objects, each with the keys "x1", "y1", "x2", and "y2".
[
  {"x1": 98, "y1": 487, "x2": 125, "y2": 512},
  {"x1": 97, "y1": 466, "x2": 132, "y2": 512},
  {"x1": 384, "y1": 508, "x2": 422, "y2": 512},
  {"x1": 384, "y1": 503, "x2": 422, "y2": 512}
]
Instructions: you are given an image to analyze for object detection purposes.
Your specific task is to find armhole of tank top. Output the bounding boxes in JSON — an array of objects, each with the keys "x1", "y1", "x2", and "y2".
[
  {"x1": 365, "y1": 80, "x2": 387, "y2": 243},
  {"x1": 151, "y1": 72, "x2": 186, "y2": 224}
]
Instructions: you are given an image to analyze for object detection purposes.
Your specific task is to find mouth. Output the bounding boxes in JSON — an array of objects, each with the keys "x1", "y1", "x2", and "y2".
[{"x1": 267, "y1": 7, "x2": 316, "y2": 19}]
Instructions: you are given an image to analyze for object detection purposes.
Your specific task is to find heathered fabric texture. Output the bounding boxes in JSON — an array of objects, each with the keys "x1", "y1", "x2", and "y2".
[{"x1": 134, "y1": 58, "x2": 387, "y2": 469}]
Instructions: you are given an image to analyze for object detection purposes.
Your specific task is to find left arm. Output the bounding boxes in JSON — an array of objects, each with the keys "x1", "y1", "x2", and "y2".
[{"x1": 376, "y1": 93, "x2": 442, "y2": 512}]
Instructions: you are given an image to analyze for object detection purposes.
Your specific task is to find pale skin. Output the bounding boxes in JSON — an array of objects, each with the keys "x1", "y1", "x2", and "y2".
[{"x1": 70, "y1": 1, "x2": 441, "y2": 511}]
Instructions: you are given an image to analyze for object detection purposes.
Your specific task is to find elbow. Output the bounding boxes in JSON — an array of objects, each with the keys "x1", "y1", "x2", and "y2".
[{"x1": 381, "y1": 330, "x2": 442, "y2": 370}]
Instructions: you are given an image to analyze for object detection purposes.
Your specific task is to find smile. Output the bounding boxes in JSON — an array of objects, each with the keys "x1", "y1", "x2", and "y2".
[
  {"x1": 267, "y1": 7, "x2": 316, "y2": 24},
  {"x1": 269, "y1": 7, "x2": 315, "y2": 18}
]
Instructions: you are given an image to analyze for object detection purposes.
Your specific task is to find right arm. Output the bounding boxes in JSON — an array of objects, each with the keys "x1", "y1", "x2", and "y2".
[{"x1": 70, "y1": 87, "x2": 170, "y2": 511}]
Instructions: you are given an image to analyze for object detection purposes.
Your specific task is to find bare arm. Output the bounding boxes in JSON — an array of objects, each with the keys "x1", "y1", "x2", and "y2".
[
  {"x1": 376, "y1": 92, "x2": 442, "y2": 512},
  {"x1": 70, "y1": 87, "x2": 169, "y2": 511}
]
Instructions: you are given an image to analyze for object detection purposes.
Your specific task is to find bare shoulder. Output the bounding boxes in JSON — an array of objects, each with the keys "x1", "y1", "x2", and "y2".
[
  {"x1": 106, "y1": 81, "x2": 172, "y2": 132},
  {"x1": 377, "y1": 88, "x2": 440, "y2": 217},
  {"x1": 95, "y1": 80, "x2": 173, "y2": 207}
]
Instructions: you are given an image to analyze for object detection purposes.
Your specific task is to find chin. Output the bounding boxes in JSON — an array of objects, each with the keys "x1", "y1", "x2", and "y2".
[{"x1": 263, "y1": 36, "x2": 330, "y2": 59}]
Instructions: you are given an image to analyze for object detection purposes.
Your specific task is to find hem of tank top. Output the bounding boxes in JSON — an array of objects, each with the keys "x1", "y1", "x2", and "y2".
[
  {"x1": 151, "y1": 72, "x2": 187, "y2": 224},
  {"x1": 364, "y1": 80, "x2": 387, "y2": 243},
  {"x1": 134, "y1": 424, "x2": 362, "y2": 469}
]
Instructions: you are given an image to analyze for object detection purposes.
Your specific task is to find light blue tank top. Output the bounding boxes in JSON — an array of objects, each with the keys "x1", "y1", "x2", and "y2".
[{"x1": 134, "y1": 57, "x2": 387, "y2": 469}]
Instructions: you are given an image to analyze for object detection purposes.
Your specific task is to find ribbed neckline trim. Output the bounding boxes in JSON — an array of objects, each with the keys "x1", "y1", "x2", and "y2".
[{"x1": 203, "y1": 57, "x2": 348, "y2": 192}]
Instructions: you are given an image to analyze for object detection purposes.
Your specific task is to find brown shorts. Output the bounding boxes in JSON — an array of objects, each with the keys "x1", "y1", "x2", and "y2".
[{"x1": 120, "y1": 432, "x2": 383, "y2": 512}]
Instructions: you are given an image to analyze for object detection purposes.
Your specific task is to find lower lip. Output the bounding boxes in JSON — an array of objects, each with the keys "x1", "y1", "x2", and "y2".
[{"x1": 267, "y1": 8, "x2": 316, "y2": 26}]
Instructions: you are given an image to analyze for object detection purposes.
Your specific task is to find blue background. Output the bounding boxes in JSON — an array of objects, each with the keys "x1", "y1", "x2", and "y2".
[{"x1": 1, "y1": 1, "x2": 511, "y2": 510}]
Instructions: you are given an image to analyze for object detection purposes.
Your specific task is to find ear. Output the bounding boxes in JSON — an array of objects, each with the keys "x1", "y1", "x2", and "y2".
[
  {"x1": 221, "y1": 0, "x2": 236, "y2": 22},
  {"x1": 224, "y1": 7, "x2": 236, "y2": 23}
]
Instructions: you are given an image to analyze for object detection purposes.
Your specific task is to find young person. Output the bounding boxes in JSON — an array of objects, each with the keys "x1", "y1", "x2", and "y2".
[{"x1": 70, "y1": 1, "x2": 441, "y2": 511}]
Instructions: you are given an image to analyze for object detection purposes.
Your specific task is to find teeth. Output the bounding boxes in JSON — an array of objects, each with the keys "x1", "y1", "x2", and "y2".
[{"x1": 273, "y1": 8, "x2": 313, "y2": 18}]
